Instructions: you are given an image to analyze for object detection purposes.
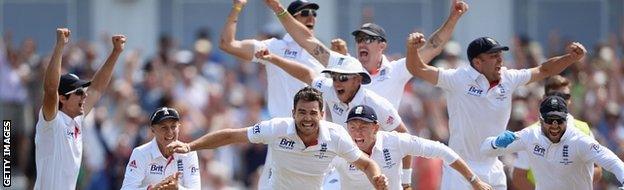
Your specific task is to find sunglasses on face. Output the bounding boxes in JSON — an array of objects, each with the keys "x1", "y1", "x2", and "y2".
[
  {"x1": 295, "y1": 9, "x2": 317, "y2": 17},
  {"x1": 542, "y1": 117, "x2": 566, "y2": 125},
  {"x1": 355, "y1": 35, "x2": 383, "y2": 44},
  {"x1": 65, "y1": 87, "x2": 87, "y2": 96},
  {"x1": 330, "y1": 73, "x2": 358, "y2": 82}
]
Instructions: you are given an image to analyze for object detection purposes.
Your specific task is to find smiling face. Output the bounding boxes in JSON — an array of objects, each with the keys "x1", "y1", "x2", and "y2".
[
  {"x1": 347, "y1": 119, "x2": 379, "y2": 153},
  {"x1": 152, "y1": 119, "x2": 180, "y2": 152},
  {"x1": 292, "y1": 100, "x2": 323, "y2": 138},
  {"x1": 473, "y1": 51, "x2": 504, "y2": 82},
  {"x1": 59, "y1": 88, "x2": 88, "y2": 118},
  {"x1": 540, "y1": 116, "x2": 567, "y2": 143}
]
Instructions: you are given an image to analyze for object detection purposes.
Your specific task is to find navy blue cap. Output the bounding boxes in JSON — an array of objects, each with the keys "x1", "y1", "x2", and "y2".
[
  {"x1": 150, "y1": 107, "x2": 180, "y2": 125},
  {"x1": 59, "y1": 73, "x2": 91, "y2": 95},
  {"x1": 347, "y1": 105, "x2": 378, "y2": 123},
  {"x1": 467, "y1": 37, "x2": 509, "y2": 63},
  {"x1": 351, "y1": 23, "x2": 387, "y2": 41},
  {"x1": 540, "y1": 96, "x2": 568, "y2": 119},
  {"x1": 287, "y1": 0, "x2": 319, "y2": 15}
]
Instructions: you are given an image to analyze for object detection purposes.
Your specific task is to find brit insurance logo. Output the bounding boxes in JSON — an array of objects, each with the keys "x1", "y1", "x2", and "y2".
[
  {"x1": 466, "y1": 85, "x2": 484, "y2": 97},
  {"x1": 533, "y1": 144, "x2": 546, "y2": 157},
  {"x1": 333, "y1": 104, "x2": 345, "y2": 116},
  {"x1": 284, "y1": 49, "x2": 298, "y2": 59},
  {"x1": 149, "y1": 163, "x2": 164, "y2": 175},
  {"x1": 279, "y1": 138, "x2": 295, "y2": 150}
]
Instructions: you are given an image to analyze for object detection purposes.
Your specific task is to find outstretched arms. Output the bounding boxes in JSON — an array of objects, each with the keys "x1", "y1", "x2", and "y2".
[
  {"x1": 219, "y1": 0, "x2": 259, "y2": 61},
  {"x1": 168, "y1": 128, "x2": 250, "y2": 154},
  {"x1": 42, "y1": 28, "x2": 70, "y2": 121},
  {"x1": 84, "y1": 35, "x2": 126, "y2": 115},
  {"x1": 417, "y1": 0, "x2": 468, "y2": 65}
]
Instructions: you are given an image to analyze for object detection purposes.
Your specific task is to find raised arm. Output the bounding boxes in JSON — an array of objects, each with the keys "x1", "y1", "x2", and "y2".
[
  {"x1": 527, "y1": 42, "x2": 586, "y2": 84},
  {"x1": 255, "y1": 48, "x2": 316, "y2": 84},
  {"x1": 219, "y1": 0, "x2": 259, "y2": 61},
  {"x1": 417, "y1": 0, "x2": 468, "y2": 64},
  {"x1": 405, "y1": 32, "x2": 440, "y2": 85},
  {"x1": 42, "y1": 28, "x2": 70, "y2": 121},
  {"x1": 83, "y1": 35, "x2": 125, "y2": 115},
  {"x1": 168, "y1": 128, "x2": 250, "y2": 154},
  {"x1": 351, "y1": 155, "x2": 389, "y2": 190},
  {"x1": 263, "y1": 0, "x2": 330, "y2": 66}
]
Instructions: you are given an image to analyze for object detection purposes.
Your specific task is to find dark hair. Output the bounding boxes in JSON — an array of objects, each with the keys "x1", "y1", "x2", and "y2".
[
  {"x1": 293, "y1": 86, "x2": 324, "y2": 111},
  {"x1": 58, "y1": 94, "x2": 71, "y2": 110},
  {"x1": 544, "y1": 75, "x2": 570, "y2": 93}
]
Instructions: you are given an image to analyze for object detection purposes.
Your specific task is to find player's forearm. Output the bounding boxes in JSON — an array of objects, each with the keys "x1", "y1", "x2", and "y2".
[
  {"x1": 535, "y1": 54, "x2": 577, "y2": 79},
  {"x1": 90, "y1": 49, "x2": 122, "y2": 92},
  {"x1": 267, "y1": 54, "x2": 315, "y2": 84},
  {"x1": 356, "y1": 157, "x2": 383, "y2": 185},
  {"x1": 189, "y1": 128, "x2": 247, "y2": 151},
  {"x1": 449, "y1": 159, "x2": 478, "y2": 183},
  {"x1": 593, "y1": 148, "x2": 624, "y2": 184},
  {"x1": 420, "y1": 15, "x2": 460, "y2": 64},
  {"x1": 480, "y1": 137, "x2": 520, "y2": 156},
  {"x1": 43, "y1": 43, "x2": 65, "y2": 93},
  {"x1": 511, "y1": 169, "x2": 535, "y2": 190}
]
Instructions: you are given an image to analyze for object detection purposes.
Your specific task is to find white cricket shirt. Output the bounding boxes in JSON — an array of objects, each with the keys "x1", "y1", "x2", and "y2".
[
  {"x1": 312, "y1": 77, "x2": 401, "y2": 131},
  {"x1": 436, "y1": 65, "x2": 530, "y2": 162},
  {"x1": 364, "y1": 56, "x2": 413, "y2": 109},
  {"x1": 247, "y1": 118, "x2": 362, "y2": 190},
  {"x1": 34, "y1": 109, "x2": 84, "y2": 190},
  {"x1": 481, "y1": 126, "x2": 624, "y2": 190},
  {"x1": 121, "y1": 138, "x2": 201, "y2": 189},
  {"x1": 333, "y1": 131, "x2": 459, "y2": 190},
  {"x1": 252, "y1": 34, "x2": 325, "y2": 118}
]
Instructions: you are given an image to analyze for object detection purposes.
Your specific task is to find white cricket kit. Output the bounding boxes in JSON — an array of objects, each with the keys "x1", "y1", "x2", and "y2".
[
  {"x1": 34, "y1": 109, "x2": 84, "y2": 190},
  {"x1": 312, "y1": 77, "x2": 401, "y2": 131},
  {"x1": 481, "y1": 126, "x2": 624, "y2": 190},
  {"x1": 247, "y1": 118, "x2": 362, "y2": 190},
  {"x1": 121, "y1": 138, "x2": 201, "y2": 189},
  {"x1": 333, "y1": 131, "x2": 459, "y2": 190},
  {"x1": 252, "y1": 34, "x2": 325, "y2": 118},
  {"x1": 364, "y1": 55, "x2": 413, "y2": 109},
  {"x1": 436, "y1": 65, "x2": 531, "y2": 190},
  {"x1": 252, "y1": 34, "x2": 325, "y2": 190}
]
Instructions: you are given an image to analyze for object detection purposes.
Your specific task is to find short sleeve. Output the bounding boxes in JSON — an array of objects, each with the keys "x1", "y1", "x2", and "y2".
[
  {"x1": 247, "y1": 120, "x2": 277, "y2": 144},
  {"x1": 334, "y1": 127, "x2": 362, "y2": 162},
  {"x1": 121, "y1": 149, "x2": 148, "y2": 189},
  {"x1": 393, "y1": 58, "x2": 415, "y2": 83},
  {"x1": 180, "y1": 151, "x2": 201, "y2": 189},
  {"x1": 371, "y1": 95, "x2": 402, "y2": 131},
  {"x1": 312, "y1": 76, "x2": 334, "y2": 94},
  {"x1": 505, "y1": 68, "x2": 531, "y2": 89},
  {"x1": 435, "y1": 68, "x2": 458, "y2": 91}
]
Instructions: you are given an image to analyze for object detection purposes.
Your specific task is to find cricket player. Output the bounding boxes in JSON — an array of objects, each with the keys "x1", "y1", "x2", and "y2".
[
  {"x1": 481, "y1": 96, "x2": 624, "y2": 190},
  {"x1": 219, "y1": 0, "x2": 325, "y2": 188},
  {"x1": 34, "y1": 28, "x2": 125, "y2": 190},
  {"x1": 167, "y1": 87, "x2": 389, "y2": 190},
  {"x1": 404, "y1": 28, "x2": 587, "y2": 189},
  {"x1": 121, "y1": 107, "x2": 201, "y2": 189},
  {"x1": 512, "y1": 75, "x2": 602, "y2": 189},
  {"x1": 333, "y1": 104, "x2": 492, "y2": 190}
]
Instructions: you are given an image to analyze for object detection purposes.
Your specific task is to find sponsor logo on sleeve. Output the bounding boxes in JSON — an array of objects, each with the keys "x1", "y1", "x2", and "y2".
[
  {"x1": 385, "y1": 116, "x2": 395, "y2": 125},
  {"x1": 252, "y1": 124, "x2": 261, "y2": 134},
  {"x1": 189, "y1": 165, "x2": 200, "y2": 176},
  {"x1": 590, "y1": 143, "x2": 601, "y2": 153},
  {"x1": 129, "y1": 160, "x2": 137, "y2": 169}
]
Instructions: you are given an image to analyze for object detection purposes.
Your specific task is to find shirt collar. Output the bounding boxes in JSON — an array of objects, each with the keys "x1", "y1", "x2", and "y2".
[
  {"x1": 59, "y1": 111, "x2": 77, "y2": 126},
  {"x1": 373, "y1": 132, "x2": 385, "y2": 152},
  {"x1": 148, "y1": 138, "x2": 166, "y2": 159},
  {"x1": 463, "y1": 64, "x2": 483, "y2": 81},
  {"x1": 347, "y1": 87, "x2": 367, "y2": 107}
]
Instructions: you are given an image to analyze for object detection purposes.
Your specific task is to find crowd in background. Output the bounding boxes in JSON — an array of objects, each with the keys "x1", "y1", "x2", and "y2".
[{"x1": 1, "y1": 27, "x2": 624, "y2": 190}]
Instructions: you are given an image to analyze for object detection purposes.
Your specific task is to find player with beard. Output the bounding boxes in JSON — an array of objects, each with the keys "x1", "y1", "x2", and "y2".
[{"x1": 481, "y1": 96, "x2": 624, "y2": 190}]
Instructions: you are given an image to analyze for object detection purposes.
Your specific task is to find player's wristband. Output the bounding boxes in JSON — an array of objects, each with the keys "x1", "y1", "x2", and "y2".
[
  {"x1": 401, "y1": 168, "x2": 412, "y2": 185},
  {"x1": 276, "y1": 9, "x2": 288, "y2": 18},
  {"x1": 233, "y1": 4, "x2": 243, "y2": 12},
  {"x1": 469, "y1": 174, "x2": 479, "y2": 183}
]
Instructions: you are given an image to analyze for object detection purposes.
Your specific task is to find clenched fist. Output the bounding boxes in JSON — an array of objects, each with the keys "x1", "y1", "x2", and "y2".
[
  {"x1": 406, "y1": 32, "x2": 426, "y2": 50},
  {"x1": 254, "y1": 48, "x2": 273, "y2": 61},
  {"x1": 56, "y1": 28, "x2": 71, "y2": 46},
  {"x1": 566, "y1": 42, "x2": 586, "y2": 61},
  {"x1": 372, "y1": 174, "x2": 389, "y2": 190},
  {"x1": 450, "y1": 0, "x2": 469, "y2": 19},
  {"x1": 112, "y1": 35, "x2": 126, "y2": 52},
  {"x1": 330, "y1": 38, "x2": 348, "y2": 55},
  {"x1": 166, "y1": 141, "x2": 191, "y2": 156}
]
